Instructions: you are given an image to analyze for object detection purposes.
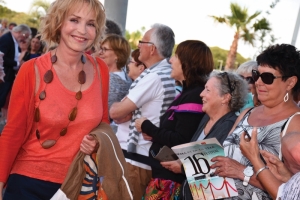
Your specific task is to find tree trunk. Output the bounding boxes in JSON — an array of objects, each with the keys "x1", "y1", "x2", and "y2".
[{"x1": 225, "y1": 32, "x2": 239, "y2": 71}]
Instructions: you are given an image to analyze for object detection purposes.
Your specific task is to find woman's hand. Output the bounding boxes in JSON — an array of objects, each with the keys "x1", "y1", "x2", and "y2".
[
  {"x1": 135, "y1": 117, "x2": 147, "y2": 132},
  {"x1": 211, "y1": 156, "x2": 245, "y2": 180},
  {"x1": 240, "y1": 127, "x2": 261, "y2": 164},
  {"x1": 80, "y1": 135, "x2": 99, "y2": 155},
  {"x1": 161, "y1": 159, "x2": 182, "y2": 174},
  {"x1": 260, "y1": 150, "x2": 293, "y2": 182},
  {"x1": 141, "y1": 133, "x2": 152, "y2": 141}
]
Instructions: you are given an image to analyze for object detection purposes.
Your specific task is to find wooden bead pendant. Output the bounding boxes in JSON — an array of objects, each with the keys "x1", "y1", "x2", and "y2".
[{"x1": 35, "y1": 53, "x2": 86, "y2": 149}]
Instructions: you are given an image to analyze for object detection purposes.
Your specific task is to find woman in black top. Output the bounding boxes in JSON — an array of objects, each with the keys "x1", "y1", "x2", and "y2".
[{"x1": 135, "y1": 40, "x2": 214, "y2": 200}]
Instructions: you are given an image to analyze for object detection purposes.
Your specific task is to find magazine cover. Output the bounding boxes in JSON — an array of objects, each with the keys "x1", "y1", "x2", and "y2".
[{"x1": 172, "y1": 138, "x2": 238, "y2": 200}]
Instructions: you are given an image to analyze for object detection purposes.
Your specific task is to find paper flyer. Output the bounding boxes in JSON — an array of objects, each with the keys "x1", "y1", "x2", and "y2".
[{"x1": 172, "y1": 138, "x2": 238, "y2": 200}]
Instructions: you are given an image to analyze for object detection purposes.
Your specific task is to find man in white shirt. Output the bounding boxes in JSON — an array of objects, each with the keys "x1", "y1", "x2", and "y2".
[{"x1": 110, "y1": 23, "x2": 175, "y2": 199}]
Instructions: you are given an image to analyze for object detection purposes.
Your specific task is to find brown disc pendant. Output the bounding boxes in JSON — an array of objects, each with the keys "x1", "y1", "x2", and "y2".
[
  {"x1": 36, "y1": 129, "x2": 40, "y2": 139},
  {"x1": 60, "y1": 127, "x2": 68, "y2": 136},
  {"x1": 69, "y1": 107, "x2": 78, "y2": 121},
  {"x1": 44, "y1": 70, "x2": 54, "y2": 83},
  {"x1": 51, "y1": 54, "x2": 57, "y2": 63},
  {"x1": 34, "y1": 107, "x2": 40, "y2": 122},
  {"x1": 75, "y1": 91, "x2": 82, "y2": 100},
  {"x1": 39, "y1": 91, "x2": 46, "y2": 100},
  {"x1": 78, "y1": 70, "x2": 86, "y2": 84},
  {"x1": 42, "y1": 140, "x2": 56, "y2": 149}
]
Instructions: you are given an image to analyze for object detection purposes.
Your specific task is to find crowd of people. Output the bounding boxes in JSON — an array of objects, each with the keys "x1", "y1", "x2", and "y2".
[{"x1": 0, "y1": 0, "x2": 300, "y2": 199}]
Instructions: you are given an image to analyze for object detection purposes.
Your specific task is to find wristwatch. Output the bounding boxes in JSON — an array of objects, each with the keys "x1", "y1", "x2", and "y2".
[{"x1": 243, "y1": 166, "x2": 254, "y2": 186}]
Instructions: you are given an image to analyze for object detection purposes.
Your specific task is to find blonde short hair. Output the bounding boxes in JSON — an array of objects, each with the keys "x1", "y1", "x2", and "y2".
[{"x1": 39, "y1": 0, "x2": 106, "y2": 50}]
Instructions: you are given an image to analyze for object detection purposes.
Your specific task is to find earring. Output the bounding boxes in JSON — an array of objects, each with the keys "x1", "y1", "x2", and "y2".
[
  {"x1": 284, "y1": 93, "x2": 289, "y2": 102},
  {"x1": 115, "y1": 59, "x2": 118, "y2": 63}
]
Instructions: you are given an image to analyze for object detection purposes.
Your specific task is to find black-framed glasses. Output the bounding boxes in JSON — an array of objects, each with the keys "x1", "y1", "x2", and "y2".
[
  {"x1": 99, "y1": 47, "x2": 113, "y2": 53},
  {"x1": 239, "y1": 75, "x2": 255, "y2": 84},
  {"x1": 138, "y1": 40, "x2": 155, "y2": 46},
  {"x1": 220, "y1": 72, "x2": 236, "y2": 94},
  {"x1": 252, "y1": 69, "x2": 288, "y2": 85}
]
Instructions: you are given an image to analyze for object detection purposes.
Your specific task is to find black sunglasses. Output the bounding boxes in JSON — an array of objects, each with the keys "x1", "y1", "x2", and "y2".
[
  {"x1": 239, "y1": 75, "x2": 255, "y2": 84},
  {"x1": 252, "y1": 70, "x2": 288, "y2": 85},
  {"x1": 220, "y1": 72, "x2": 236, "y2": 94}
]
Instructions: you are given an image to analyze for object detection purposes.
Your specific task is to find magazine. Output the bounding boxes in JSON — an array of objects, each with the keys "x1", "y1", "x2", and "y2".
[{"x1": 171, "y1": 138, "x2": 238, "y2": 200}]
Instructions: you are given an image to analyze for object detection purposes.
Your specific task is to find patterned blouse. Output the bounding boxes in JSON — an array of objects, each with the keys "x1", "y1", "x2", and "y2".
[{"x1": 223, "y1": 110, "x2": 288, "y2": 200}]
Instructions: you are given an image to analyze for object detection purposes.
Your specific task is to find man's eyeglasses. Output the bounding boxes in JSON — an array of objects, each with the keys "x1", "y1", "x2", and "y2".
[
  {"x1": 99, "y1": 47, "x2": 113, "y2": 53},
  {"x1": 138, "y1": 40, "x2": 155, "y2": 46},
  {"x1": 220, "y1": 72, "x2": 236, "y2": 94},
  {"x1": 239, "y1": 75, "x2": 255, "y2": 84},
  {"x1": 252, "y1": 70, "x2": 288, "y2": 85},
  {"x1": 21, "y1": 33, "x2": 29, "y2": 38}
]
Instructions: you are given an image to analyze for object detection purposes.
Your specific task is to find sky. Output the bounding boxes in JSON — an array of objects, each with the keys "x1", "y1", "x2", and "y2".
[{"x1": 3, "y1": 0, "x2": 300, "y2": 59}]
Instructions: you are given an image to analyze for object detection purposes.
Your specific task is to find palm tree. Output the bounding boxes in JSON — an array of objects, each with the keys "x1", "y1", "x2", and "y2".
[{"x1": 211, "y1": 3, "x2": 271, "y2": 70}]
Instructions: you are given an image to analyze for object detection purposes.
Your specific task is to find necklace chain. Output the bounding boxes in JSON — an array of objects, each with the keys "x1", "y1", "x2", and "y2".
[{"x1": 34, "y1": 53, "x2": 86, "y2": 149}]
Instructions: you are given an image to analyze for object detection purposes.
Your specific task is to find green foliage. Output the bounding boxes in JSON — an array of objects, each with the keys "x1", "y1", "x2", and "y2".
[
  {"x1": 210, "y1": 46, "x2": 249, "y2": 70},
  {"x1": 0, "y1": 0, "x2": 50, "y2": 30},
  {"x1": 172, "y1": 44, "x2": 178, "y2": 55},
  {"x1": 0, "y1": 5, "x2": 17, "y2": 19},
  {"x1": 125, "y1": 27, "x2": 145, "y2": 50},
  {"x1": 0, "y1": 5, "x2": 40, "y2": 28}
]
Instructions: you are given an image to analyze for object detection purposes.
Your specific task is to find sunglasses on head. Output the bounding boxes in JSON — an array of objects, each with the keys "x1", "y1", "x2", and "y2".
[
  {"x1": 252, "y1": 69, "x2": 289, "y2": 85},
  {"x1": 220, "y1": 72, "x2": 236, "y2": 94},
  {"x1": 239, "y1": 75, "x2": 255, "y2": 84}
]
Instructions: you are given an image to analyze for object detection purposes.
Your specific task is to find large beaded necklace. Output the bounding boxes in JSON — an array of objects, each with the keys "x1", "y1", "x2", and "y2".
[{"x1": 34, "y1": 52, "x2": 86, "y2": 149}]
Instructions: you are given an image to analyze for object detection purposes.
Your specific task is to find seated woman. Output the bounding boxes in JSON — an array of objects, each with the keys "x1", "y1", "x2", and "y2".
[
  {"x1": 210, "y1": 44, "x2": 300, "y2": 199},
  {"x1": 135, "y1": 40, "x2": 214, "y2": 199},
  {"x1": 161, "y1": 71, "x2": 248, "y2": 199}
]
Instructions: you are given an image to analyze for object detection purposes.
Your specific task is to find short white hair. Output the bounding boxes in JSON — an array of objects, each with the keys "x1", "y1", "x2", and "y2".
[{"x1": 236, "y1": 60, "x2": 258, "y2": 74}]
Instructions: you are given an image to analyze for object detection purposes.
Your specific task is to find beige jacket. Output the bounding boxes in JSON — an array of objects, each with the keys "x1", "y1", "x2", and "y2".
[{"x1": 51, "y1": 122, "x2": 133, "y2": 200}]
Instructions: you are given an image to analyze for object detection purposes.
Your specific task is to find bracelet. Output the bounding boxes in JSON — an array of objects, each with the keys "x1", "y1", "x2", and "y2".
[{"x1": 256, "y1": 166, "x2": 269, "y2": 177}]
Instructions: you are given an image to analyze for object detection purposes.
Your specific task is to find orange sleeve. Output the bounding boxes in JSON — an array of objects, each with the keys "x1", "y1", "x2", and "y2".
[
  {"x1": 0, "y1": 59, "x2": 35, "y2": 183},
  {"x1": 96, "y1": 57, "x2": 110, "y2": 124}
]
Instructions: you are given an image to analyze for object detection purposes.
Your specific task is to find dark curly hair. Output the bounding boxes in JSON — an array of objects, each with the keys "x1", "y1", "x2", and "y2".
[
  {"x1": 105, "y1": 19, "x2": 122, "y2": 36},
  {"x1": 256, "y1": 44, "x2": 300, "y2": 94},
  {"x1": 175, "y1": 40, "x2": 214, "y2": 87}
]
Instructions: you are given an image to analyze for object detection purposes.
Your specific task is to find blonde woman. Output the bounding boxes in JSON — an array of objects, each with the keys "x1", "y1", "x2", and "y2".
[{"x1": 0, "y1": 0, "x2": 109, "y2": 198}]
